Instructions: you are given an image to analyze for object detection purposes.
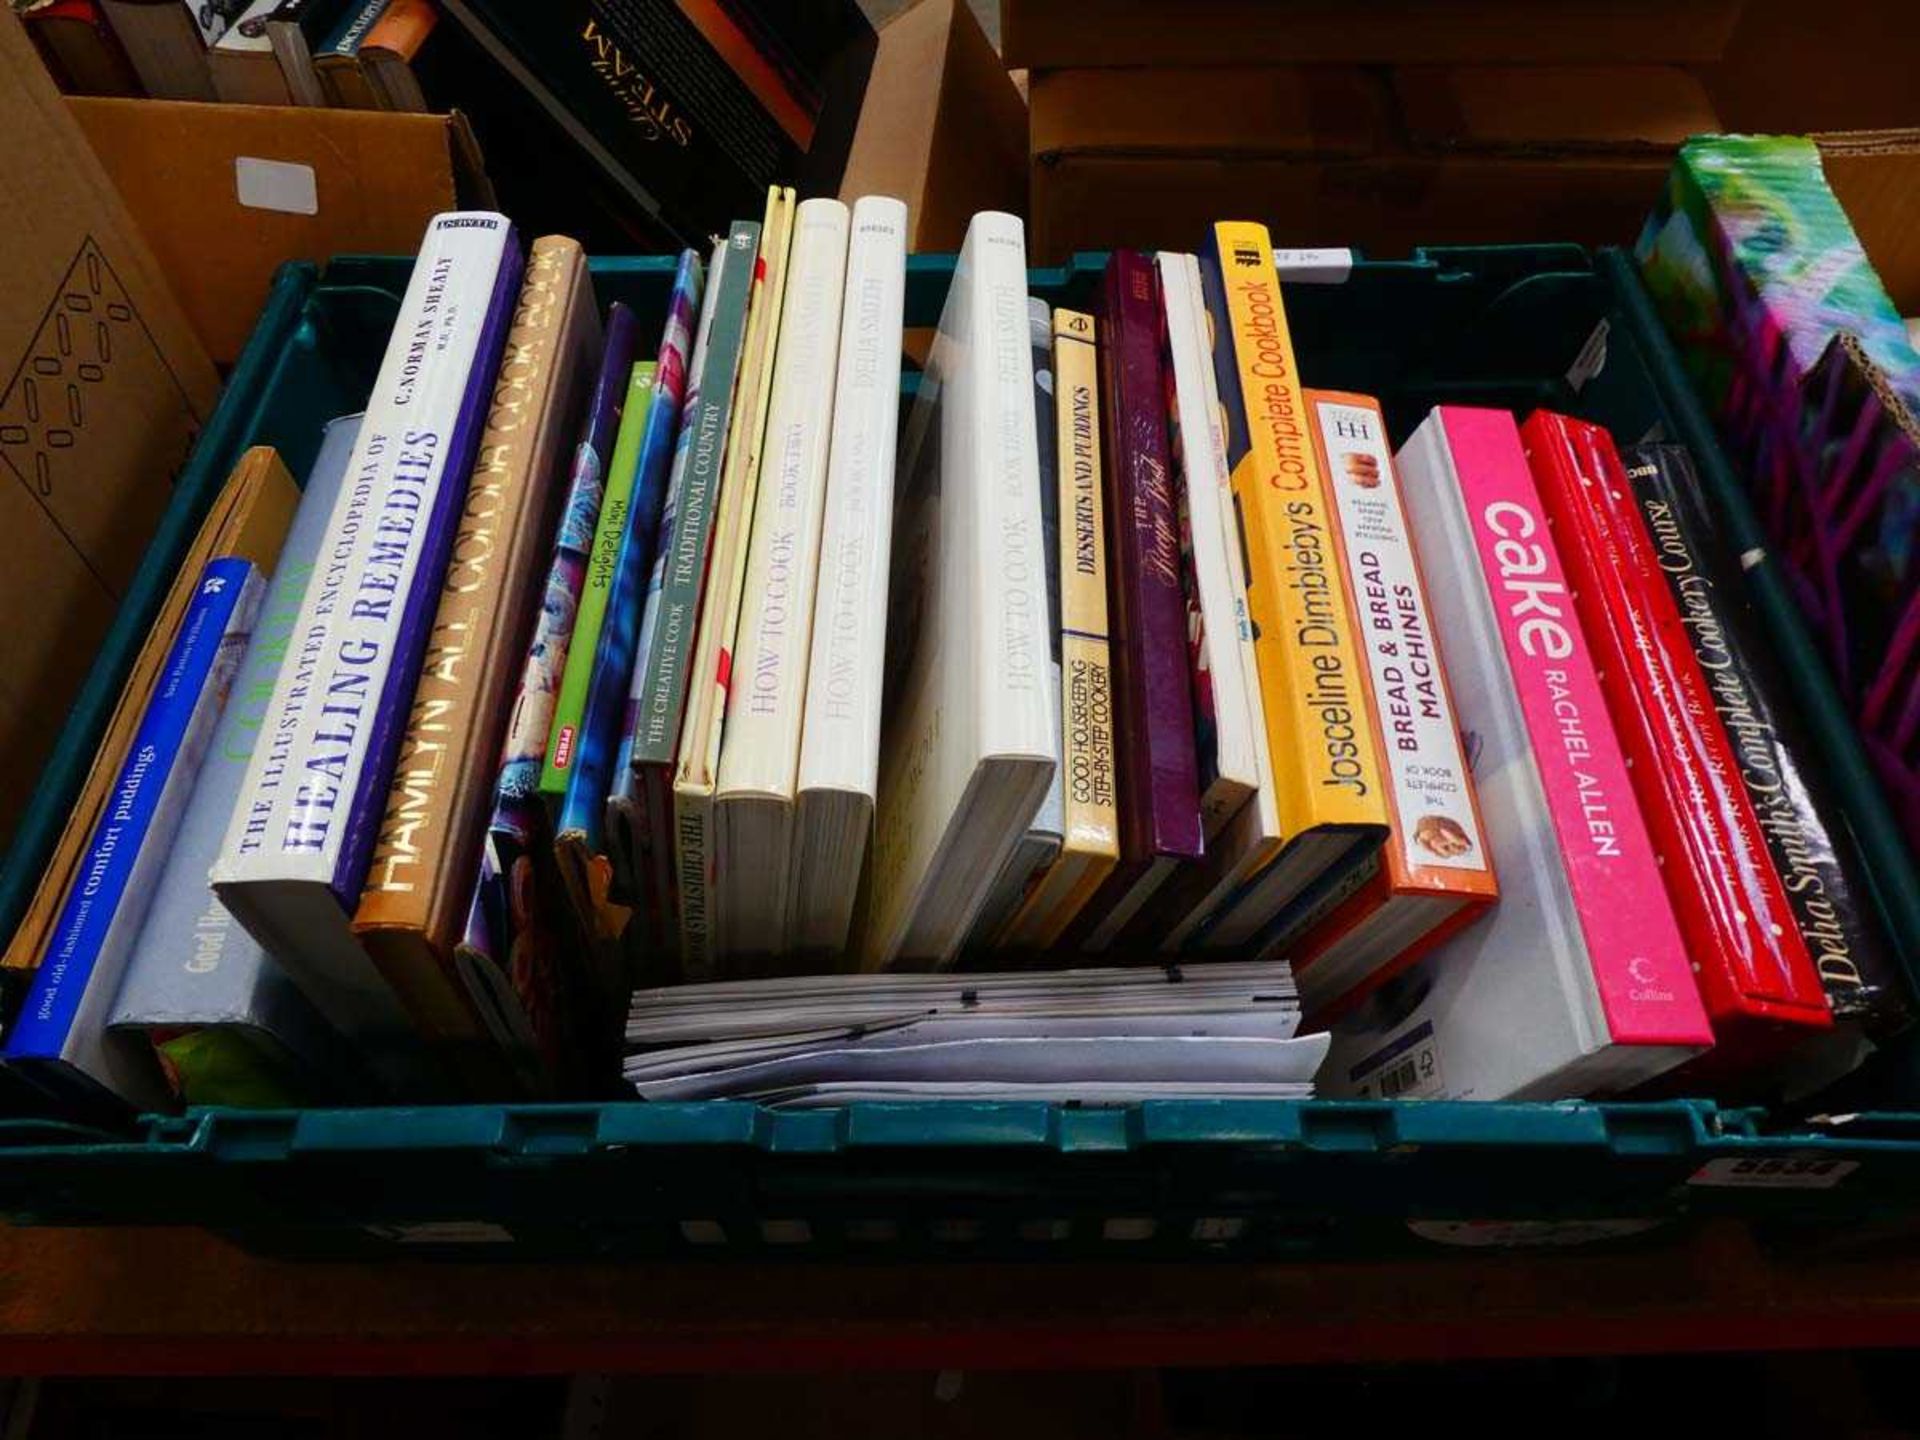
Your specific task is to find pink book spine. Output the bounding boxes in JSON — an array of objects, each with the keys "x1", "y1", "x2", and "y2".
[{"x1": 1440, "y1": 407, "x2": 1711, "y2": 1048}]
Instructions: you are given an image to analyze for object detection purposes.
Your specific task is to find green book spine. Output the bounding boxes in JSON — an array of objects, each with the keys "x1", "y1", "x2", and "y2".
[
  {"x1": 630, "y1": 219, "x2": 760, "y2": 771},
  {"x1": 541, "y1": 360, "x2": 657, "y2": 805}
]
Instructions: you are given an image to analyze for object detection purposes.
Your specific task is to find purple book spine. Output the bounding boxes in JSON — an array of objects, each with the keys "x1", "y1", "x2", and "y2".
[
  {"x1": 1101, "y1": 250, "x2": 1203, "y2": 864},
  {"x1": 331, "y1": 225, "x2": 525, "y2": 906}
]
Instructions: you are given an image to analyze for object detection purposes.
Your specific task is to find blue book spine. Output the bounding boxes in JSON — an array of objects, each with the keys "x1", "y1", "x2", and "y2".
[
  {"x1": 318, "y1": 0, "x2": 388, "y2": 58},
  {"x1": 560, "y1": 249, "x2": 705, "y2": 849},
  {"x1": 8, "y1": 557, "x2": 264, "y2": 1069}
]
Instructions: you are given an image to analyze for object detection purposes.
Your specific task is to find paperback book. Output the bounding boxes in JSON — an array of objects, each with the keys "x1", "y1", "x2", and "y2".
[
  {"x1": 555, "y1": 248, "x2": 705, "y2": 942},
  {"x1": 111, "y1": 421, "x2": 369, "y2": 1108},
  {"x1": 541, "y1": 356, "x2": 657, "y2": 813},
  {"x1": 8, "y1": 555, "x2": 264, "y2": 1113},
  {"x1": 608, "y1": 217, "x2": 759, "y2": 964}
]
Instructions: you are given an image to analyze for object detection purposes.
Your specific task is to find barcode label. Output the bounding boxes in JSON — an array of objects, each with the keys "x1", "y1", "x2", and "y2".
[
  {"x1": 1358, "y1": 1035, "x2": 1444, "y2": 1099},
  {"x1": 1688, "y1": 1157, "x2": 1859, "y2": 1189}
]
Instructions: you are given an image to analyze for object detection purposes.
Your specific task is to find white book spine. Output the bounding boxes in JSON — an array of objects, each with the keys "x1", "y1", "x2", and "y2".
[
  {"x1": 720, "y1": 199, "x2": 851, "y2": 803},
  {"x1": 1160, "y1": 251, "x2": 1259, "y2": 833},
  {"x1": 211, "y1": 213, "x2": 515, "y2": 906},
  {"x1": 795, "y1": 197, "x2": 909, "y2": 805},
  {"x1": 968, "y1": 215, "x2": 1055, "y2": 771}
]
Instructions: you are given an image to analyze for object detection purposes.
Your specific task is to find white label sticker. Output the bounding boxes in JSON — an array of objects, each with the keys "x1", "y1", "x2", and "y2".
[
  {"x1": 1688, "y1": 1156, "x2": 1859, "y2": 1189},
  {"x1": 1273, "y1": 248, "x2": 1354, "y2": 284},
  {"x1": 235, "y1": 156, "x2": 319, "y2": 216},
  {"x1": 365, "y1": 1220, "x2": 513, "y2": 1244},
  {"x1": 1566, "y1": 319, "x2": 1610, "y2": 391},
  {"x1": 1409, "y1": 1218, "x2": 1665, "y2": 1248}
]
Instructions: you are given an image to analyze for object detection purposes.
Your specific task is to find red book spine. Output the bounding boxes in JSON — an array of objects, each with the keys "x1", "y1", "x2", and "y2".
[{"x1": 1520, "y1": 411, "x2": 1829, "y2": 1047}]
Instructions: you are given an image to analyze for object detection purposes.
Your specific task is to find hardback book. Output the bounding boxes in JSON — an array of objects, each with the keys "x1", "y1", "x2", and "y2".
[
  {"x1": 1625, "y1": 442, "x2": 1908, "y2": 1034},
  {"x1": 1, "y1": 445, "x2": 297, "y2": 1000},
  {"x1": 554, "y1": 249, "x2": 704, "y2": 926},
  {"x1": 1521, "y1": 410, "x2": 1831, "y2": 1061},
  {"x1": 6, "y1": 554, "x2": 264, "y2": 1114},
  {"x1": 18, "y1": 0, "x2": 142, "y2": 97},
  {"x1": 713, "y1": 195, "x2": 852, "y2": 967},
  {"x1": 431, "y1": 0, "x2": 873, "y2": 246},
  {"x1": 1194, "y1": 220, "x2": 1389, "y2": 947},
  {"x1": 966, "y1": 296, "x2": 1065, "y2": 953},
  {"x1": 856, "y1": 210, "x2": 1055, "y2": 971},
  {"x1": 1326, "y1": 406, "x2": 1712, "y2": 1100},
  {"x1": 311, "y1": 0, "x2": 386, "y2": 108},
  {"x1": 352, "y1": 238, "x2": 603, "y2": 1098},
  {"x1": 209, "y1": 0, "x2": 290, "y2": 103},
  {"x1": 109, "y1": 421, "x2": 368, "y2": 1109},
  {"x1": 1063, "y1": 249, "x2": 1201, "y2": 953},
  {"x1": 606, "y1": 217, "x2": 759, "y2": 964},
  {"x1": 1269, "y1": 391, "x2": 1498, "y2": 1018},
  {"x1": 1159, "y1": 250, "x2": 1259, "y2": 841},
  {"x1": 996, "y1": 305, "x2": 1120, "y2": 951},
  {"x1": 673, "y1": 188, "x2": 796, "y2": 978},
  {"x1": 788, "y1": 193, "x2": 909, "y2": 958},
  {"x1": 464, "y1": 288, "x2": 626, "y2": 1079},
  {"x1": 209, "y1": 212, "x2": 521, "y2": 1084},
  {"x1": 1122, "y1": 251, "x2": 1274, "y2": 951},
  {"x1": 360, "y1": 0, "x2": 432, "y2": 111},
  {"x1": 266, "y1": 0, "x2": 354, "y2": 104},
  {"x1": 99, "y1": 0, "x2": 241, "y2": 98},
  {"x1": 541, "y1": 357, "x2": 656, "y2": 813}
]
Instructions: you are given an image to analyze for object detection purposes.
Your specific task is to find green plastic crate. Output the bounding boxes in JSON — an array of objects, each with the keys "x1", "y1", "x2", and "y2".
[{"x1": 0, "y1": 243, "x2": 1915, "y2": 1260}]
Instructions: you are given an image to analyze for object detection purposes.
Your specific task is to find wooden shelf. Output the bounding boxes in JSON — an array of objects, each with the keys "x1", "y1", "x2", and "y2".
[{"x1": 2, "y1": 1220, "x2": 1918, "y2": 1374}]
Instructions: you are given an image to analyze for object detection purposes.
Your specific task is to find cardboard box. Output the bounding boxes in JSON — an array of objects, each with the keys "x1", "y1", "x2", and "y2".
[
  {"x1": 1004, "y1": 0, "x2": 1748, "y2": 70},
  {"x1": 1820, "y1": 134, "x2": 1920, "y2": 313},
  {"x1": 1030, "y1": 64, "x2": 1719, "y2": 262},
  {"x1": 1705, "y1": 0, "x2": 1920, "y2": 134},
  {"x1": 0, "y1": 12, "x2": 217, "y2": 847},
  {"x1": 70, "y1": 99, "x2": 493, "y2": 365},
  {"x1": 838, "y1": 0, "x2": 1027, "y2": 252}
]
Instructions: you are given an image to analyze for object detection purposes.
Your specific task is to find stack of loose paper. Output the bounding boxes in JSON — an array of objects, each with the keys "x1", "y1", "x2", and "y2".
[{"x1": 624, "y1": 962, "x2": 1327, "y2": 1105}]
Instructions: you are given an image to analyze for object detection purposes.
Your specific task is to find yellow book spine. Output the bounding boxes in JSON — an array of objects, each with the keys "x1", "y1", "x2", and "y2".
[
  {"x1": 999, "y1": 308, "x2": 1118, "y2": 950},
  {"x1": 1206, "y1": 220, "x2": 1388, "y2": 836},
  {"x1": 1050, "y1": 307, "x2": 1120, "y2": 865}
]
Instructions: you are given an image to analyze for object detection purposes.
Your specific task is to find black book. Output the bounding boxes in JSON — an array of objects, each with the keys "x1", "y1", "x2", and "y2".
[
  {"x1": 1623, "y1": 443, "x2": 1911, "y2": 1036},
  {"x1": 432, "y1": 0, "x2": 875, "y2": 246}
]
